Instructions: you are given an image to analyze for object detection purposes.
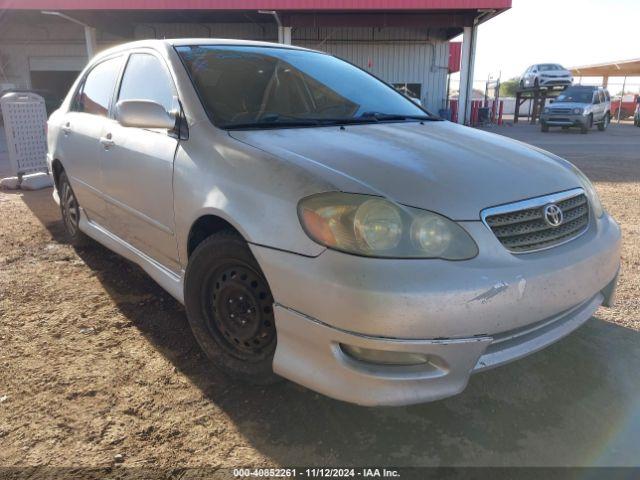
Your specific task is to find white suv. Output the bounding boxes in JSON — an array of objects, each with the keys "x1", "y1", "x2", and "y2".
[{"x1": 520, "y1": 64, "x2": 573, "y2": 89}]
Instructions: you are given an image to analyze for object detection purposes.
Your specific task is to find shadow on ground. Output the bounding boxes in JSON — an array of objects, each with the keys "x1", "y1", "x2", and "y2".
[{"x1": 14, "y1": 188, "x2": 640, "y2": 467}]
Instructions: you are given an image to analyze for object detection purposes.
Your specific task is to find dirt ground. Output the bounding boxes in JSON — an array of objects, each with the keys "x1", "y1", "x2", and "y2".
[{"x1": 0, "y1": 123, "x2": 639, "y2": 469}]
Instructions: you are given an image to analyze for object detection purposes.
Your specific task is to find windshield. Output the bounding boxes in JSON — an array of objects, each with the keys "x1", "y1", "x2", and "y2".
[
  {"x1": 556, "y1": 89, "x2": 594, "y2": 103},
  {"x1": 175, "y1": 45, "x2": 432, "y2": 129},
  {"x1": 539, "y1": 64, "x2": 564, "y2": 71}
]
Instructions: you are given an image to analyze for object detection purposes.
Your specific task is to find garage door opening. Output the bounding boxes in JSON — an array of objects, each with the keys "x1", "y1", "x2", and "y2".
[{"x1": 30, "y1": 70, "x2": 80, "y2": 114}]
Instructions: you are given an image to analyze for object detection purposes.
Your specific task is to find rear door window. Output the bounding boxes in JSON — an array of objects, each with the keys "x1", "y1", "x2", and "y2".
[
  {"x1": 72, "y1": 56, "x2": 122, "y2": 117},
  {"x1": 118, "y1": 53, "x2": 176, "y2": 112}
]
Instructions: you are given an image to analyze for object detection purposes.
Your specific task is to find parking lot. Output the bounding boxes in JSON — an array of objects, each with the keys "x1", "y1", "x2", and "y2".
[{"x1": 0, "y1": 123, "x2": 639, "y2": 468}]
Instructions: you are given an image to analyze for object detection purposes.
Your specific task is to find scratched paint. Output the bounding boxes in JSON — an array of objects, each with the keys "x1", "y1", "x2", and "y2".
[
  {"x1": 517, "y1": 276, "x2": 527, "y2": 300},
  {"x1": 469, "y1": 281, "x2": 509, "y2": 304}
]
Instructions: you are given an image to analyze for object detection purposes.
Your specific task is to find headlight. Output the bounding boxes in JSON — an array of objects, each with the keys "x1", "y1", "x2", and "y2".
[
  {"x1": 298, "y1": 192, "x2": 478, "y2": 259},
  {"x1": 571, "y1": 167, "x2": 604, "y2": 218},
  {"x1": 573, "y1": 108, "x2": 583, "y2": 114},
  {"x1": 543, "y1": 107, "x2": 550, "y2": 114}
]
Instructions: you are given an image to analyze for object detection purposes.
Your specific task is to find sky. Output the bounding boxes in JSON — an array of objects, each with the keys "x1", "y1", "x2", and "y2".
[{"x1": 454, "y1": 0, "x2": 640, "y2": 92}]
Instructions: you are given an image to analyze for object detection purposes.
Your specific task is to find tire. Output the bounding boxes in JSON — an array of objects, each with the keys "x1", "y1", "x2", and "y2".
[
  {"x1": 58, "y1": 170, "x2": 87, "y2": 246},
  {"x1": 581, "y1": 115, "x2": 593, "y2": 134},
  {"x1": 541, "y1": 123, "x2": 549, "y2": 132},
  {"x1": 184, "y1": 230, "x2": 281, "y2": 385},
  {"x1": 598, "y1": 113, "x2": 609, "y2": 131}
]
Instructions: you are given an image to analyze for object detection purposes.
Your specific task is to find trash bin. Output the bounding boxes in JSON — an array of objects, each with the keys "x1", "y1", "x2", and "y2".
[{"x1": 478, "y1": 107, "x2": 491, "y2": 123}]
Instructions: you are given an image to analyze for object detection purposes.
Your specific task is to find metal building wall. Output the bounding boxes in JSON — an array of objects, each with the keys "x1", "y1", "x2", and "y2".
[
  {"x1": 132, "y1": 23, "x2": 277, "y2": 41},
  {"x1": 0, "y1": 22, "x2": 449, "y2": 113},
  {"x1": 294, "y1": 27, "x2": 450, "y2": 113}
]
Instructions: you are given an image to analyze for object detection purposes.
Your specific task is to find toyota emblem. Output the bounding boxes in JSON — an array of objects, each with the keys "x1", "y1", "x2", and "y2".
[{"x1": 543, "y1": 204, "x2": 564, "y2": 227}]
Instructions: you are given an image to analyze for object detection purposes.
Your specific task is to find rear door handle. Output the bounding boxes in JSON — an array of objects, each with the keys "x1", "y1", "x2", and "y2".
[{"x1": 100, "y1": 133, "x2": 115, "y2": 149}]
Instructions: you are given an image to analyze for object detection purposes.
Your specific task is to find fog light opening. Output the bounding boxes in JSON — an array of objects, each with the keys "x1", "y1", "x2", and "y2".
[{"x1": 340, "y1": 344, "x2": 430, "y2": 366}]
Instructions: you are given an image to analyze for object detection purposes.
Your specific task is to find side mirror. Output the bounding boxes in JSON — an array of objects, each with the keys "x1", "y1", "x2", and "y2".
[
  {"x1": 549, "y1": 99, "x2": 555, "y2": 104},
  {"x1": 115, "y1": 100, "x2": 176, "y2": 129}
]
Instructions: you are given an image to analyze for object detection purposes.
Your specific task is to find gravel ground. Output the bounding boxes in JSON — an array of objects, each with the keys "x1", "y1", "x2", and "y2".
[{"x1": 0, "y1": 123, "x2": 638, "y2": 469}]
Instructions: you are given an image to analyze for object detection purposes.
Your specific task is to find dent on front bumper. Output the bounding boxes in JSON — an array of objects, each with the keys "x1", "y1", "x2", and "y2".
[
  {"x1": 273, "y1": 289, "x2": 611, "y2": 406},
  {"x1": 251, "y1": 213, "x2": 621, "y2": 406}
]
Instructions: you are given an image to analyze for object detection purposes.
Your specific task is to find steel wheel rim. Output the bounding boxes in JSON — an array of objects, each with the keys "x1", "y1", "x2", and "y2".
[
  {"x1": 207, "y1": 264, "x2": 275, "y2": 359},
  {"x1": 61, "y1": 181, "x2": 79, "y2": 236}
]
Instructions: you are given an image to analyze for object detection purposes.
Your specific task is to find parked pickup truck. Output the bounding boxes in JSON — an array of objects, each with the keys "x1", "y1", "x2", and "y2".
[{"x1": 611, "y1": 94, "x2": 639, "y2": 120}]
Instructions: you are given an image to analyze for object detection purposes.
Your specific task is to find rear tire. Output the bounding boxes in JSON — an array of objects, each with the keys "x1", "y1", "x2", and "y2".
[
  {"x1": 184, "y1": 231, "x2": 281, "y2": 385},
  {"x1": 598, "y1": 113, "x2": 609, "y2": 131},
  {"x1": 58, "y1": 171, "x2": 87, "y2": 246}
]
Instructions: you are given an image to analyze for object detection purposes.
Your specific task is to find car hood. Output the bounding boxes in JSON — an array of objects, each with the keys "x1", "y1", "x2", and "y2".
[{"x1": 229, "y1": 121, "x2": 582, "y2": 220}]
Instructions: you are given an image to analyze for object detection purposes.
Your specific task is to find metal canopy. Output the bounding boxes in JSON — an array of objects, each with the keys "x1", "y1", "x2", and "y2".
[{"x1": 570, "y1": 59, "x2": 640, "y2": 78}]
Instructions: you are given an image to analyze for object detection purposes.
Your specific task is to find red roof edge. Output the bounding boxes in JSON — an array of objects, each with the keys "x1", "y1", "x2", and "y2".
[{"x1": 0, "y1": 0, "x2": 512, "y2": 11}]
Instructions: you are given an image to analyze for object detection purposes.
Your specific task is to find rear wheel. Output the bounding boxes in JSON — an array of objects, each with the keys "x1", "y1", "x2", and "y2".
[
  {"x1": 598, "y1": 113, "x2": 609, "y2": 131},
  {"x1": 58, "y1": 171, "x2": 87, "y2": 246},
  {"x1": 184, "y1": 231, "x2": 281, "y2": 384}
]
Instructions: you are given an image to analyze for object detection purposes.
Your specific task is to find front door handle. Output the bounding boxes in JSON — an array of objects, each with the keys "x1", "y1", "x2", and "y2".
[
  {"x1": 100, "y1": 133, "x2": 115, "y2": 149},
  {"x1": 62, "y1": 123, "x2": 72, "y2": 135}
]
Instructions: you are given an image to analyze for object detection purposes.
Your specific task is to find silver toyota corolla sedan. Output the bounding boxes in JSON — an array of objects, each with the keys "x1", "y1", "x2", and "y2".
[{"x1": 47, "y1": 39, "x2": 621, "y2": 406}]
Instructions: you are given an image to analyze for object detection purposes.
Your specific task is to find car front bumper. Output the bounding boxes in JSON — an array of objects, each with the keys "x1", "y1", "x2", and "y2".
[
  {"x1": 251, "y1": 214, "x2": 621, "y2": 406},
  {"x1": 540, "y1": 113, "x2": 590, "y2": 127},
  {"x1": 539, "y1": 78, "x2": 573, "y2": 87}
]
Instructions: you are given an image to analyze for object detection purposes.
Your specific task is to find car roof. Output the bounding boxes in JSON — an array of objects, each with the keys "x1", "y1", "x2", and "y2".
[{"x1": 92, "y1": 38, "x2": 314, "y2": 62}]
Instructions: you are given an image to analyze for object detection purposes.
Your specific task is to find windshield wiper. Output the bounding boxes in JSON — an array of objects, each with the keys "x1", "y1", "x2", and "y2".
[
  {"x1": 223, "y1": 114, "x2": 322, "y2": 130},
  {"x1": 358, "y1": 111, "x2": 440, "y2": 121},
  {"x1": 222, "y1": 111, "x2": 440, "y2": 130}
]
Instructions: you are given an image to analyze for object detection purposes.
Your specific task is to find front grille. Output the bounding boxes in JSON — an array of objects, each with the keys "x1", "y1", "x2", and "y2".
[
  {"x1": 483, "y1": 190, "x2": 590, "y2": 253},
  {"x1": 550, "y1": 108, "x2": 572, "y2": 114}
]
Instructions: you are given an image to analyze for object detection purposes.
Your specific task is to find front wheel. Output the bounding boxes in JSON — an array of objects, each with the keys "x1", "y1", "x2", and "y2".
[
  {"x1": 581, "y1": 115, "x2": 593, "y2": 134},
  {"x1": 184, "y1": 231, "x2": 281, "y2": 384}
]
